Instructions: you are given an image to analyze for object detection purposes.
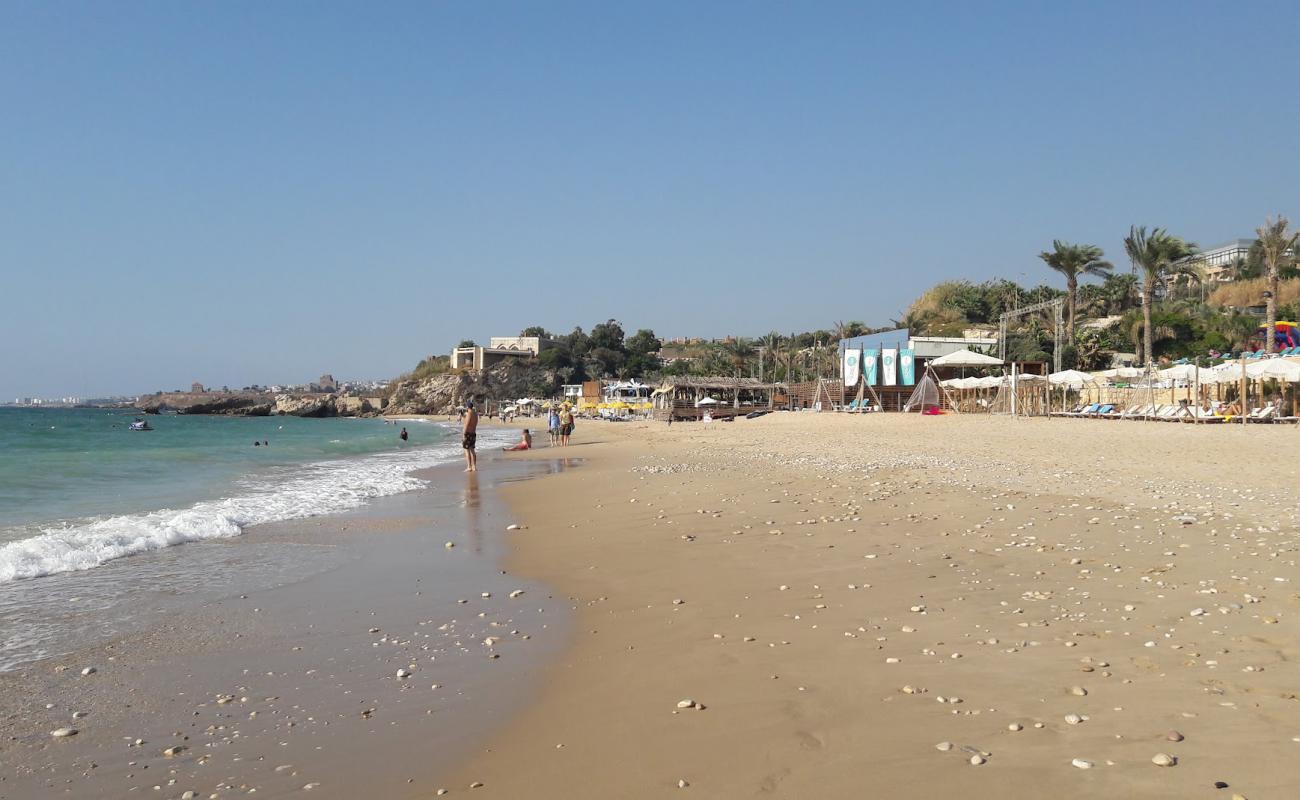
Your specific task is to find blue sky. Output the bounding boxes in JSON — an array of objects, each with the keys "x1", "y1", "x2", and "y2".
[{"x1": 3, "y1": 1, "x2": 1298, "y2": 398}]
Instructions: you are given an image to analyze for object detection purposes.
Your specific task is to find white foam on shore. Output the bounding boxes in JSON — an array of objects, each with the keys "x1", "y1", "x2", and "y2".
[{"x1": 0, "y1": 427, "x2": 511, "y2": 583}]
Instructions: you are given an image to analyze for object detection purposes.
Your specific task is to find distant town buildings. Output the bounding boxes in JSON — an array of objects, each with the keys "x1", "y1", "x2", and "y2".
[{"x1": 8, "y1": 396, "x2": 82, "y2": 406}]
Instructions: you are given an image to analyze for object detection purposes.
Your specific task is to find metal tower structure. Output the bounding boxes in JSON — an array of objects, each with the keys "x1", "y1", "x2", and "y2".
[{"x1": 999, "y1": 298, "x2": 1065, "y2": 373}]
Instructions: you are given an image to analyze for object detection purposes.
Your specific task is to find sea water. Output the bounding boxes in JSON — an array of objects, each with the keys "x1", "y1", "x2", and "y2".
[{"x1": 0, "y1": 407, "x2": 509, "y2": 669}]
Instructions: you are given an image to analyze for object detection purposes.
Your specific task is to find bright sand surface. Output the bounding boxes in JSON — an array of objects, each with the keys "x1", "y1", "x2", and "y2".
[{"x1": 444, "y1": 413, "x2": 1300, "y2": 799}]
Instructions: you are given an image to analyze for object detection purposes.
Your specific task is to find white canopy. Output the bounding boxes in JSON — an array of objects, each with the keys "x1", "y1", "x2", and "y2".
[
  {"x1": 695, "y1": 396, "x2": 719, "y2": 407},
  {"x1": 929, "y1": 349, "x2": 1004, "y2": 367},
  {"x1": 1158, "y1": 364, "x2": 1217, "y2": 383},
  {"x1": 1048, "y1": 369, "x2": 1097, "y2": 388},
  {"x1": 1245, "y1": 359, "x2": 1300, "y2": 382}
]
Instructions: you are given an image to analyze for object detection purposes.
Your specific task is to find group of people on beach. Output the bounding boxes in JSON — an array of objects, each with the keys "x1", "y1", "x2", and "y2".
[{"x1": 456, "y1": 399, "x2": 576, "y2": 472}]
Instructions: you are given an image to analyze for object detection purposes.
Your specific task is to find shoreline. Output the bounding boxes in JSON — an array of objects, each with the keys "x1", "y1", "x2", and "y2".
[
  {"x1": 0, "y1": 447, "x2": 577, "y2": 799},
  {"x1": 440, "y1": 413, "x2": 1300, "y2": 798}
]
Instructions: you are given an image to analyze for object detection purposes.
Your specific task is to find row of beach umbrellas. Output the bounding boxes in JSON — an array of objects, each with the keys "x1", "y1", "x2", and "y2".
[{"x1": 941, "y1": 361, "x2": 1300, "y2": 392}]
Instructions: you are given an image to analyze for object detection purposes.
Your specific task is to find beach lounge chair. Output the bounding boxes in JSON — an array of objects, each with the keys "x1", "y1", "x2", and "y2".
[
  {"x1": 1050, "y1": 404, "x2": 1084, "y2": 418},
  {"x1": 1119, "y1": 404, "x2": 1151, "y2": 419},
  {"x1": 1245, "y1": 405, "x2": 1278, "y2": 423},
  {"x1": 1152, "y1": 405, "x2": 1180, "y2": 420},
  {"x1": 1095, "y1": 404, "x2": 1118, "y2": 417}
]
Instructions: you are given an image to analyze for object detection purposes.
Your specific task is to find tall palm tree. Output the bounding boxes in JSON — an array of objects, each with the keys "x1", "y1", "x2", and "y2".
[
  {"x1": 1037, "y1": 240, "x2": 1112, "y2": 340},
  {"x1": 1256, "y1": 215, "x2": 1298, "y2": 352},
  {"x1": 1123, "y1": 226, "x2": 1196, "y2": 366},
  {"x1": 723, "y1": 338, "x2": 756, "y2": 380},
  {"x1": 759, "y1": 332, "x2": 783, "y2": 382}
]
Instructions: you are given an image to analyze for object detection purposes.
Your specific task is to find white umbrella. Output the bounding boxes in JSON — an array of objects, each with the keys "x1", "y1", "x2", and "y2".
[
  {"x1": 695, "y1": 397, "x2": 719, "y2": 407},
  {"x1": 1048, "y1": 369, "x2": 1097, "y2": 388},
  {"x1": 929, "y1": 349, "x2": 1004, "y2": 367}
]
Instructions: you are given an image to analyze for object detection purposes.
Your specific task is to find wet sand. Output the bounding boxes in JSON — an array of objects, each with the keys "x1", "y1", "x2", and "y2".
[
  {"x1": 444, "y1": 413, "x2": 1300, "y2": 799},
  {"x1": 0, "y1": 454, "x2": 576, "y2": 799}
]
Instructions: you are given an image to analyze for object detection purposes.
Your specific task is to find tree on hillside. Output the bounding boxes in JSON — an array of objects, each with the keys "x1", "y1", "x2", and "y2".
[
  {"x1": 623, "y1": 328, "x2": 662, "y2": 377},
  {"x1": 589, "y1": 319, "x2": 626, "y2": 352},
  {"x1": 1038, "y1": 241, "x2": 1112, "y2": 340},
  {"x1": 1123, "y1": 226, "x2": 1197, "y2": 366},
  {"x1": 1256, "y1": 215, "x2": 1299, "y2": 352},
  {"x1": 519, "y1": 326, "x2": 552, "y2": 338},
  {"x1": 457, "y1": 339, "x2": 477, "y2": 348}
]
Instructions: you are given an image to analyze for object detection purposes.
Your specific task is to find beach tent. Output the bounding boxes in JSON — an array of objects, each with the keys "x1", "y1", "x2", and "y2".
[
  {"x1": 694, "y1": 396, "x2": 719, "y2": 407},
  {"x1": 929, "y1": 349, "x2": 1004, "y2": 368},
  {"x1": 903, "y1": 370, "x2": 943, "y2": 411}
]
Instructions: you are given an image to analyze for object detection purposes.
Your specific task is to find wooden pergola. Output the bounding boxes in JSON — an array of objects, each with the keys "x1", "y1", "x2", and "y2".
[{"x1": 652, "y1": 377, "x2": 787, "y2": 421}]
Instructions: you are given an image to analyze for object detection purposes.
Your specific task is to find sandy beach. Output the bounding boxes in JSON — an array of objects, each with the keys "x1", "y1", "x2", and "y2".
[
  {"x1": 6, "y1": 413, "x2": 1300, "y2": 799},
  {"x1": 444, "y1": 413, "x2": 1300, "y2": 799}
]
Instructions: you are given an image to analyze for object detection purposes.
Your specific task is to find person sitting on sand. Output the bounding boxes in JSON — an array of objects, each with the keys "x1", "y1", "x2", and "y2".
[{"x1": 503, "y1": 429, "x2": 532, "y2": 452}]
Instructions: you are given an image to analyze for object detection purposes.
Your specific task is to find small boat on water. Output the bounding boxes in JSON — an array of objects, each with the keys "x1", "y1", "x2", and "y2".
[{"x1": 129, "y1": 419, "x2": 153, "y2": 431}]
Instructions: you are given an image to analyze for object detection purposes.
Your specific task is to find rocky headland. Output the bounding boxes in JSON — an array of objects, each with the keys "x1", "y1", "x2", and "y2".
[{"x1": 383, "y1": 360, "x2": 558, "y2": 415}]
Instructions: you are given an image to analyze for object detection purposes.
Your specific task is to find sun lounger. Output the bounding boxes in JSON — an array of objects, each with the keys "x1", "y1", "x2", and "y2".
[
  {"x1": 1246, "y1": 405, "x2": 1279, "y2": 423},
  {"x1": 1119, "y1": 404, "x2": 1152, "y2": 419}
]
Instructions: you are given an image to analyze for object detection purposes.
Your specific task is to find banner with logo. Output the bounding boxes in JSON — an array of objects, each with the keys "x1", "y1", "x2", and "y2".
[
  {"x1": 863, "y1": 349, "x2": 879, "y2": 385},
  {"x1": 881, "y1": 348, "x2": 898, "y2": 386},
  {"x1": 843, "y1": 348, "x2": 861, "y2": 387},
  {"x1": 899, "y1": 349, "x2": 916, "y2": 385}
]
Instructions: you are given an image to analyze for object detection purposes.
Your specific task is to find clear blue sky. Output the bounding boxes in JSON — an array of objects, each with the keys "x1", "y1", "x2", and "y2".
[{"x1": 4, "y1": 1, "x2": 1298, "y2": 399}]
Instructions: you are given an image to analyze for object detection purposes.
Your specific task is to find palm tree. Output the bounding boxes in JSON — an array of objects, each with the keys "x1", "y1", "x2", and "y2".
[
  {"x1": 759, "y1": 332, "x2": 783, "y2": 382},
  {"x1": 723, "y1": 338, "x2": 756, "y2": 379},
  {"x1": 1038, "y1": 240, "x2": 1112, "y2": 340},
  {"x1": 1123, "y1": 226, "x2": 1197, "y2": 366},
  {"x1": 1256, "y1": 215, "x2": 1298, "y2": 353}
]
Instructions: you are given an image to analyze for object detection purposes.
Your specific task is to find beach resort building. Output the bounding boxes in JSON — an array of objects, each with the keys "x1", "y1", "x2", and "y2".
[
  {"x1": 1176, "y1": 239, "x2": 1255, "y2": 284},
  {"x1": 450, "y1": 336, "x2": 558, "y2": 370}
]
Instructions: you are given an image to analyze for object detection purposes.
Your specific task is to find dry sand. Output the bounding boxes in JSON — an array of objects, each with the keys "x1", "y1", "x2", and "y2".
[{"x1": 444, "y1": 413, "x2": 1300, "y2": 799}]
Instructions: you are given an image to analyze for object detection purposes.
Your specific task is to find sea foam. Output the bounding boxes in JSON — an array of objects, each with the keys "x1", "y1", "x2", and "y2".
[{"x1": 0, "y1": 431, "x2": 506, "y2": 583}]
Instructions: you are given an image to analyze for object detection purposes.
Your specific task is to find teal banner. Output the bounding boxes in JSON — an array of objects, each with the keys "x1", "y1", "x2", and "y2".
[
  {"x1": 900, "y1": 349, "x2": 916, "y2": 385},
  {"x1": 863, "y1": 349, "x2": 880, "y2": 385}
]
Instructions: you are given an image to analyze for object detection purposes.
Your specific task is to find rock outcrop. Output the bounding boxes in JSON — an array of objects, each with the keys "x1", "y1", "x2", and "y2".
[
  {"x1": 137, "y1": 392, "x2": 272, "y2": 415},
  {"x1": 384, "y1": 361, "x2": 558, "y2": 415},
  {"x1": 137, "y1": 391, "x2": 384, "y2": 417}
]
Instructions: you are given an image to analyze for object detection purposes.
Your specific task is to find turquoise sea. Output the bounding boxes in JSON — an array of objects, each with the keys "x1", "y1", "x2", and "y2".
[{"x1": 0, "y1": 407, "x2": 511, "y2": 669}]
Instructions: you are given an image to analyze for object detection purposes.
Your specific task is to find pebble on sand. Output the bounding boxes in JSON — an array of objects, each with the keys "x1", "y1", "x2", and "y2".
[
  {"x1": 1071, "y1": 759, "x2": 1094, "y2": 769},
  {"x1": 1151, "y1": 753, "x2": 1177, "y2": 767},
  {"x1": 50, "y1": 727, "x2": 78, "y2": 738}
]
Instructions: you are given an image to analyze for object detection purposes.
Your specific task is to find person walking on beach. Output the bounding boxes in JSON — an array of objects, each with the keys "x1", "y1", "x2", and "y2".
[
  {"x1": 548, "y1": 406, "x2": 561, "y2": 446},
  {"x1": 462, "y1": 401, "x2": 479, "y2": 472},
  {"x1": 558, "y1": 403, "x2": 574, "y2": 447}
]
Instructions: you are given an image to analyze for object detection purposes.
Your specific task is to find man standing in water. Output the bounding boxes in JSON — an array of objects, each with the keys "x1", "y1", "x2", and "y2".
[{"x1": 462, "y1": 400, "x2": 478, "y2": 472}]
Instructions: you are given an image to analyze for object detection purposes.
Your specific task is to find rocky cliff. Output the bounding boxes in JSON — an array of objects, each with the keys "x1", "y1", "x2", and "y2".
[
  {"x1": 384, "y1": 361, "x2": 558, "y2": 415},
  {"x1": 137, "y1": 392, "x2": 384, "y2": 417}
]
